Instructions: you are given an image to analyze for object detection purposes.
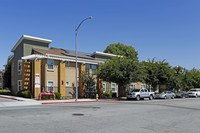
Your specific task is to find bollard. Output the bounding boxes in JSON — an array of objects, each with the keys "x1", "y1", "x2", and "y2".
[{"x1": 96, "y1": 94, "x2": 99, "y2": 101}]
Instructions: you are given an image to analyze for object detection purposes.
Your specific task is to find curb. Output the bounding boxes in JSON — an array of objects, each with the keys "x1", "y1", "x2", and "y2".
[
  {"x1": 0, "y1": 95, "x2": 24, "y2": 101},
  {"x1": 42, "y1": 99, "x2": 120, "y2": 105}
]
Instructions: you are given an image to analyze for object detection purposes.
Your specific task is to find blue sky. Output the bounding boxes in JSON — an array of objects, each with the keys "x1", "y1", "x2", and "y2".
[{"x1": 0, "y1": 0, "x2": 200, "y2": 70}]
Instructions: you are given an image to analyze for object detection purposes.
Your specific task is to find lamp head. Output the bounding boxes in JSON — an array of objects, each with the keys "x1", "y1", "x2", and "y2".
[{"x1": 88, "y1": 16, "x2": 92, "y2": 19}]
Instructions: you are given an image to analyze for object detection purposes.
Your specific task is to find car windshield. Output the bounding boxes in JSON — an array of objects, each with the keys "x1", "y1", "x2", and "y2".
[
  {"x1": 190, "y1": 89, "x2": 197, "y2": 92},
  {"x1": 131, "y1": 89, "x2": 140, "y2": 92}
]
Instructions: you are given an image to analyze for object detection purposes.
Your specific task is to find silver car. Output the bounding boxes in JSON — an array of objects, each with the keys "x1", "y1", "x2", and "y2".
[{"x1": 155, "y1": 91, "x2": 176, "y2": 99}]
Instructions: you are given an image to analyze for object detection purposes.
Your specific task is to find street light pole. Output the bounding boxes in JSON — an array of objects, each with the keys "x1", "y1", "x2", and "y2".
[{"x1": 75, "y1": 16, "x2": 92, "y2": 101}]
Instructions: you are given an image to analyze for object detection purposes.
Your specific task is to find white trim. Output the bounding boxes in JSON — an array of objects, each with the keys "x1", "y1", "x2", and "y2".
[
  {"x1": 90, "y1": 51, "x2": 123, "y2": 58},
  {"x1": 18, "y1": 80, "x2": 22, "y2": 91},
  {"x1": 11, "y1": 35, "x2": 52, "y2": 52},
  {"x1": 21, "y1": 54, "x2": 104, "y2": 65},
  {"x1": 47, "y1": 80, "x2": 54, "y2": 92},
  {"x1": 111, "y1": 83, "x2": 117, "y2": 92},
  {"x1": 103, "y1": 82, "x2": 106, "y2": 92}
]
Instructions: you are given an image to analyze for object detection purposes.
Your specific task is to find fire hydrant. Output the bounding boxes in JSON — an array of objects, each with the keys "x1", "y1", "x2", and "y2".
[{"x1": 96, "y1": 94, "x2": 99, "y2": 101}]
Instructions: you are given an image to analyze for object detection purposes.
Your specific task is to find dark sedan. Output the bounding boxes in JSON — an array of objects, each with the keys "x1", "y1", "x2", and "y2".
[{"x1": 175, "y1": 91, "x2": 189, "y2": 98}]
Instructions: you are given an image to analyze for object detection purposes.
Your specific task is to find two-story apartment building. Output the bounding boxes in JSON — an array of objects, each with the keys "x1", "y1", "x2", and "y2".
[{"x1": 11, "y1": 35, "x2": 147, "y2": 99}]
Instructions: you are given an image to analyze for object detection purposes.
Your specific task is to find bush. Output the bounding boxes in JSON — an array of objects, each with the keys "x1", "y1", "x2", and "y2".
[
  {"x1": 0, "y1": 89, "x2": 11, "y2": 95},
  {"x1": 54, "y1": 92, "x2": 61, "y2": 99},
  {"x1": 41, "y1": 92, "x2": 61, "y2": 100},
  {"x1": 17, "y1": 90, "x2": 31, "y2": 98},
  {"x1": 103, "y1": 92, "x2": 113, "y2": 98}
]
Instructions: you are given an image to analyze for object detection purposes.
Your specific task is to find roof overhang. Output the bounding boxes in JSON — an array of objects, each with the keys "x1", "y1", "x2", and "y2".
[
  {"x1": 21, "y1": 54, "x2": 104, "y2": 65},
  {"x1": 90, "y1": 51, "x2": 123, "y2": 58},
  {"x1": 11, "y1": 35, "x2": 52, "y2": 52}
]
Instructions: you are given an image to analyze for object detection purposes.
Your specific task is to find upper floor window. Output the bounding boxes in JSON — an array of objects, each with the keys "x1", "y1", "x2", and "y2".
[
  {"x1": 92, "y1": 65, "x2": 97, "y2": 74},
  {"x1": 86, "y1": 64, "x2": 90, "y2": 74},
  {"x1": 0, "y1": 74, "x2": 2, "y2": 80},
  {"x1": 66, "y1": 61, "x2": 70, "y2": 67},
  {"x1": 47, "y1": 59, "x2": 54, "y2": 70},
  {"x1": 18, "y1": 60, "x2": 22, "y2": 75}
]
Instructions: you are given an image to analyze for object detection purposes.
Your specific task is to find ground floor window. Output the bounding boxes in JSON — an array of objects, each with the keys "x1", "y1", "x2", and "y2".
[
  {"x1": 141, "y1": 85, "x2": 146, "y2": 89},
  {"x1": 111, "y1": 83, "x2": 117, "y2": 92},
  {"x1": 66, "y1": 81, "x2": 70, "y2": 86},
  {"x1": 47, "y1": 81, "x2": 54, "y2": 92},
  {"x1": 18, "y1": 80, "x2": 22, "y2": 91},
  {"x1": 103, "y1": 82, "x2": 106, "y2": 92}
]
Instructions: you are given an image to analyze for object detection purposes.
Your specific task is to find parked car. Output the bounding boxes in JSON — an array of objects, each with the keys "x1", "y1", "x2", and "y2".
[
  {"x1": 188, "y1": 88, "x2": 200, "y2": 97},
  {"x1": 154, "y1": 91, "x2": 175, "y2": 99},
  {"x1": 175, "y1": 91, "x2": 189, "y2": 98},
  {"x1": 126, "y1": 89, "x2": 155, "y2": 101}
]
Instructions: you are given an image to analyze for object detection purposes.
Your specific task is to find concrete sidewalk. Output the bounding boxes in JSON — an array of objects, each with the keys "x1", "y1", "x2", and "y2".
[{"x1": 0, "y1": 95, "x2": 119, "y2": 107}]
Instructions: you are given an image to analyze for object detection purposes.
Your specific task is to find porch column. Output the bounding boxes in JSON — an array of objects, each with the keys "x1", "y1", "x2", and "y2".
[
  {"x1": 33, "y1": 60, "x2": 41, "y2": 99},
  {"x1": 97, "y1": 78, "x2": 103, "y2": 98},
  {"x1": 58, "y1": 62, "x2": 66, "y2": 97},
  {"x1": 79, "y1": 64, "x2": 86, "y2": 97}
]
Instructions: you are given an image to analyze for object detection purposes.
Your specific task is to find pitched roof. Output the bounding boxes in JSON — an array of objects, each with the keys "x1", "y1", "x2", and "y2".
[{"x1": 33, "y1": 47, "x2": 95, "y2": 59}]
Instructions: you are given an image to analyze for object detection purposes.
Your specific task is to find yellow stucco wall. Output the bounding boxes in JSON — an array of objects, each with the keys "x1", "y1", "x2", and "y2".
[{"x1": 58, "y1": 62, "x2": 66, "y2": 97}]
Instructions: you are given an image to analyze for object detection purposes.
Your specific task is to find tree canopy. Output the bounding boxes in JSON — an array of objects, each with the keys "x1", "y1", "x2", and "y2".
[{"x1": 104, "y1": 42, "x2": 138, "y2": 61}]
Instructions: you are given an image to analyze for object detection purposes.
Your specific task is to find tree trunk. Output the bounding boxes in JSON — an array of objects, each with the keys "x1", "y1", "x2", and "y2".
[{"x1": 118, "y1": 84, "x2": 126, "y2": 97}]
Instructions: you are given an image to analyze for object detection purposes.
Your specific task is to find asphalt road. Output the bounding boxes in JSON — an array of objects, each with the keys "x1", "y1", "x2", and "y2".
[{"x1": 0, "y1": 98, "x2": 200, "y2": 133}]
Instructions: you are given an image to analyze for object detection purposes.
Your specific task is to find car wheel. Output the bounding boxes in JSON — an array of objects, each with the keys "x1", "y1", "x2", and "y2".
[
  {"x1": 171, "y1": 96, "x2": 174, "y2": 99},
  {"x1": 149, "y1": 95, "x2": 153, "y2": 100},
  {"x1": 164, "y1": 96, "x2": 167, "y2": 100},
  {"x1": 136, "y1": 95, "x2": 140, "y2": 101},
  {"x1": 196, "y1": 94, "x2": 198, "y2": 98}
]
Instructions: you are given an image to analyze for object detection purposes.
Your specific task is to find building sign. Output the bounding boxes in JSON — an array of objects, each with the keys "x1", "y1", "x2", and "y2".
[{"x1": 35, "y1": 73, "x2": 40, "y2": 88}]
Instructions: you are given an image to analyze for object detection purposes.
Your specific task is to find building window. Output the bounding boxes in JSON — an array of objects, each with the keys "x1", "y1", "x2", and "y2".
[
  {"x1": 0, "y1": 83, "x2": 2, "y2": 89},
  {"x1": 47, "y1": 81, "x2": 54, "y2": 92},
  {"x1": 91, "y1": 65, "x2": 97, "y2": 74},
  {"x1": 66, "y1": 61, "x2": 70, "y2": 67},
  {"x1": 141, "y1": 85, "x2": 146, "y2": 89},
  {"x1": 129, "y1": 84, "x2": 135, "y2": 90},
  {"x1": 18, "y1": 80, "x2": 22, "y2": 91},
  {"x1": 66, "y1": 81, "x2": 70, "y2": 86},
  {"x1": 103, "y1": 82, "x2": 106, "y2": 92},
  {"x1": 85, "y1": 64, "x2": 90, "y2": 74},
  {"x1": 111, "y1": 83, "x2": 117, "y2": 92},
  {"x1": 18, "y1": 60, "x2": 22, "y2": 75},
  {"x1": 0, "y1": 74, "x2": 2, "y2": 80},
  {"x1": 47, "y1": 59, "x2": 54, "y2": 70}
]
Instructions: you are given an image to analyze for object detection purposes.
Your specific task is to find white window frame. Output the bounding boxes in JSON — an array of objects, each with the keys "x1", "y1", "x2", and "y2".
[
  {"x1": 18, "y1": 60, "x2": 22, "y2": 75},
  {"x1": 129, "y1": 84, "x2": 135, "y2": 90},
  {"x1": 47, "y1": 59, "x2": 54, "y2": 70},
  {"x1": 18, "y1": 80, "x2": 22, "y2": 91},
  {"x1": 111, "y1": 83, "x2": 117, "y2": 92},
  {"x1": 141, "y1": 84, "x2": 146, "y2": 89},
  {"x1": 66, "y1": 81, "x2": 70, "y2": 86},
  {"x1": 47, "y1": 81, "x2": 54, "y2": 92},
  {"x1": 0, "y1": 73, "x2": 2, "y2": 80},
  {"x1": 103, "y1": 82, "x2": 106, "y2": 92},
  {"x1": 85, "y1": 64, "x2": 90, "y2": 74}
]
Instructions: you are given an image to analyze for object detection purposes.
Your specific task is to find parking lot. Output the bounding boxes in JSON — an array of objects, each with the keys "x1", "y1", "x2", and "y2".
[{"x1": 0, "y1": 97, "x2": 200, "y2": 133}]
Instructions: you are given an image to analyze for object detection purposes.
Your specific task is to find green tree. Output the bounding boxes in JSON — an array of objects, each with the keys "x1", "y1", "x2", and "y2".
[
  {"x1": 97, "y1": 57, "x2": 143, "y2": 97},
  {"x1": 142, "y1": 59, "x2": 172, "y2": 91},
  {"x1": 3, "y1": 55, "x2": 13, "y2": 89},
  {"x1": 104, "y1": 42, "x2": 138, "y2": 61}
]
